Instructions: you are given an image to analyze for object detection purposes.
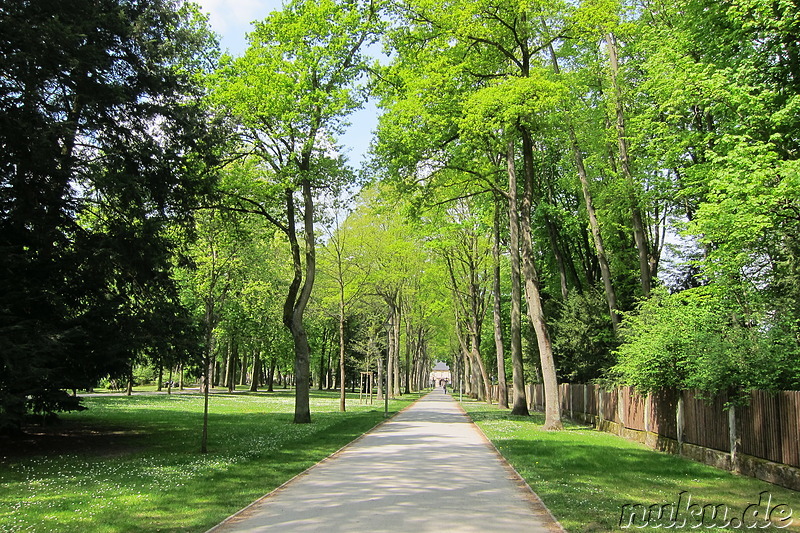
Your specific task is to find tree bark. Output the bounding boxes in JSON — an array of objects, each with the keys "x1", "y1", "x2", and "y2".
[
  {"x1": 570, "y1": 127, "x2": 620, "y2": 331},
  {"x1": 543, "y1": 20, "x2": 618, "y2": 329},
  {"x1": 200, "y1": 303, "x2": 216, "y2": 453},
  {"x1": 492, "y1": 198, "x2": 509, "y2": 408},
  {"x1": 225, "y1": 338, "x2": 237, "y2": 393},
  {"x1": 506, "y1": 141, "x2": 529, "y2": 416},
  {"x1": 543, "y1": 212, "x2": 569, "y2": 299},
  {"x1": 319, "y1": 328, "x2": 327, "y2": 391},
  {"x1": 282, "y1": 180, "x2": 315, "y2": 424},
  {"x1": 240, "y1": 351, "x2": 248, "y2": 387},
  {"x1": 605, "y1": 32, "x2": 652, "y2": 298},
  {"x1": 126, "y1": 363, "x2": 133, "y2": 396},
  {"x1": 249, "y1": 348, "x2": 261, "y2": 392},
  {"x1": 472, "y1": 337, "x2": 492, "y2": 404},
  {"x1": 393, "y1": 309, "x2": 401, "y2": 397},
  {"x1": 267, "y1": 358, "x2": 276, "y2": 392},
  {"x1": 404, "y1": 319, "x2": 412, "y2": 394},
  {"x1": 339, "y1": 287, "x2": 347, "y2": 411},
  {"x1": 519, "y1": 128, "x2": 562, "y2": 430}
]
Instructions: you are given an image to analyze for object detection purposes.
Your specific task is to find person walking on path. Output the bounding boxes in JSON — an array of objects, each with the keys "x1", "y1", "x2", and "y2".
[{"x1": 208, "y1": 389, "x2": 563, "y2": 533}]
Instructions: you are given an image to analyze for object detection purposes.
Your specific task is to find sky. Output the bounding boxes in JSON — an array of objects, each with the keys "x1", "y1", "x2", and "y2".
[{"x1": 193, "y1": 0, "x2": 381, "y2": 169}]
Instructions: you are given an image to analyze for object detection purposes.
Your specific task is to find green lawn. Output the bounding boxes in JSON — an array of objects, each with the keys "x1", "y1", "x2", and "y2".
[
  {"x1": 0, "y1": 389, "x2": 423, "y2": 532},
  {"x1": 461, "y1": 400, "x2": 799, "y2": 532}
]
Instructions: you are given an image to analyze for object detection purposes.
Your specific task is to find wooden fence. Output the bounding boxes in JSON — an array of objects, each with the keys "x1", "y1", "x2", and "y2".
[{"x1": 492, "y1": 383, "x2": 800, "y2": 489}]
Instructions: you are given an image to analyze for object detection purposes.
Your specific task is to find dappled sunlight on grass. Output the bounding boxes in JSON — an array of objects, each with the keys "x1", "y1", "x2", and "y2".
[
  {"x1": 0, "y1": 390, "x2": 424, "y2": 532},
  {"x1": 461, "y1": 399, "x2": 800, "y2": 532}
]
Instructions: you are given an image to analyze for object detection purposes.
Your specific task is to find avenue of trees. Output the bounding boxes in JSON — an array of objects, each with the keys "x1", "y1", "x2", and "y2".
[{"x1": 2, "y1": 0, "x2": 800, "y2": 434}]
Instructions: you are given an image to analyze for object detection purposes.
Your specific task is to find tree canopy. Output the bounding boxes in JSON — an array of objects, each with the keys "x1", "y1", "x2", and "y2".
[
  {"x1": 0, "y1": 0, "x2": 220, "y2": 432},
  {"x1": 3, "y1": 0, "x2": 800, "y2": 434}
]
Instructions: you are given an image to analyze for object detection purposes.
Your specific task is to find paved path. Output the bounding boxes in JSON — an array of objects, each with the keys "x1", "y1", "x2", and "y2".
[{"x1": 208, "y1": 389, "x2": 562, "y2": 533}]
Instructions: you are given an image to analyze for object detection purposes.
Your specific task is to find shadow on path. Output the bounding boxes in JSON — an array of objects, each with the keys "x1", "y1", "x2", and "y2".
[{"x1": 208, "y1": 389, "x2": 563, "y2": 533}]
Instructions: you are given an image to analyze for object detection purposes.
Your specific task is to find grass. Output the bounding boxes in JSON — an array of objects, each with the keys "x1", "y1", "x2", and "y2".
[
  {"x1": 0, "y1": 389, "x2": 423, "y2": 532},
  {"x1": 461, "y1": 400, "x2": 799, "y2": 532}
]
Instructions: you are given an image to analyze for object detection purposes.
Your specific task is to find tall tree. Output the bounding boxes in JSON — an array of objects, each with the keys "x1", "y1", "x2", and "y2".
[
  {"x1": 209, "y1": 0, "x2": 380, "y2": 423},
  {"x1": 0, "y1": 0, "x2": 219, "y2": 432},
  {"x1": 318, "y1": 213, "x2": 373, "y2": 411}
]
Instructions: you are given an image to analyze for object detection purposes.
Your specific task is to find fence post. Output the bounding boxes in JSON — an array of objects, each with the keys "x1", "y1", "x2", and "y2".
[
  {"x1": 618, "y1": 387, "x2": 626, "y2": 427},
  {"x1": 644, "y1": 392, "x2": 651, "y2": 434},
  {"x1": 677, "y1": 393, "x2": 685, "y2": 451},
  {"x1": 598, "y1": 388, "x2": 604, "y2": 422},
  {"x1": 729, "y1": 405, "x2": 740, "y2": 473},
  {"x1": 584, "y1": 385, "x2": 589, "y2": 420},
  {"x1": 568, "y1": 383, "x2": 573, "y2": 419}
]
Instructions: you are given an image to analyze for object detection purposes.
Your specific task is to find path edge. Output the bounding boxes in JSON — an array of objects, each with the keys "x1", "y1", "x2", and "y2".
[
  {"x1": 204, "y1": 391, "x2": 431, "y2": 533},
  {"x1": 455, "y1": 399, "x2": 567, "y2": 533}
]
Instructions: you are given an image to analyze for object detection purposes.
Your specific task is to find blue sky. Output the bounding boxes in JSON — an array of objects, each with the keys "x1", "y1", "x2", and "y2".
[{"x1": 194, "y1": 0, "x2": 380, "y2": 169}]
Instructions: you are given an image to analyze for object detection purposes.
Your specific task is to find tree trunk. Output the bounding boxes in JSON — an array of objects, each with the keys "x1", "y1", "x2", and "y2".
[
  {"x1": 282, "y1": 181, "x2": 315, "y2": 424},
  {"x1": 249, "y1": 349, "x2": 261, "y2": 392},
  {"x1": 201, "y1": 351, "x2": 211, "y2": 454},
  {"x1": 200, "y1": 305, "x2": 215, "y2": 454},
  {"x1": 543, "y1": 212, "x2": 569, "y2": 299},
  {"x1": 126, "y1": 363, "x2": 133, "y2": 396},
  {"x1": 571, "y1": 127, "x2": 620, "y2": 331},
  {"x1": 240, "y1": 351, "x2": 248, "y2": 387},
  {"x1": 463, "y1": 350, "x2": 474, "y2": 397},
  {"x1": 393, "y1": 310, "x2": 401, "y2": 397},
  {"x1": 605, "y1": 32, "x2": 651, "y2": 298},
  {"x1": 224, "y1": 338, "x2": 235, "y2": 393},
  {"x1": 542, "y1": 20, "x2": 618, "y2": 329},
  {"x1": 377, "y1": 344, "x2": 385, "y2": 401},
  {"x1": 492, "y1": 199, "x2": 509, "y2": 408},
  {"x1": 520, "y1": 127, "x2": 562, "y2": 430},
  {"x1": 387, "y1": 320, "x2": 394, "y2": 399},
  {"x1": 319, "y1": 329, "x2": 327, "y2": 392},
  {"x1": 404, "y1": 320, "x2": 412, "y2": 395},
  {"x1": 267, "y1": 358, "x2": 276, "y2": 392},
  {"x1": 471, "y1": 338, "x2": 492, "y2": 404},
  {"x1": 506, "y1": 141, "x2": 529, "y2": 416},
  {"x1": 211, "y1": 356, "x2": 219, "y2": 388},
  {"x1": 339, "y1": 288, "x2": 347, "y2": 411}
]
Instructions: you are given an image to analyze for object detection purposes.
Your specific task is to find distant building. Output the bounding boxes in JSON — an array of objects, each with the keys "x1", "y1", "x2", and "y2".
[{"x1": 430, "y1": 361, "x2": 451, "y2": 387}]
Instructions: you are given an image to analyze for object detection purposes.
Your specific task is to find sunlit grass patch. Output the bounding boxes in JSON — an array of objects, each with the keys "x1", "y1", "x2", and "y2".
[
  {"x1": 461, "y1": 400, "x2": 799, "y2": 532},
  {"x1": 0, "y1": 389, "x2": 424, "y2": 532}
]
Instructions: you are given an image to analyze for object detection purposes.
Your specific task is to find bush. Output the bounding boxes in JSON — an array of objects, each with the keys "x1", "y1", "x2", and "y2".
[{"x1": 611, "y1": 286, "x2": 800, "y2": 397}]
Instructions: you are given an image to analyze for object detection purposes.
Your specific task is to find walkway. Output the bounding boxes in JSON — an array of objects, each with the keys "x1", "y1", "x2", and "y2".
[{"x1": 208, "y1": 389, "x2": 563, "y2": 533}]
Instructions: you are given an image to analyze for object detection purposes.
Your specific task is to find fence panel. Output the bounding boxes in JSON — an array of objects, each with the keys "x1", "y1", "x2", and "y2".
[
  {"x1": 600, "y1": 388, "x2": 619, "y2": 422},
  {"x1": 586, "y1": 385, "x2": 598, "y2": 416},
  {"x1": 531, "y1": 384, "x2": 544, "y2": 411},
  {"x1": 624, "y1": 387, "x2": 647, "y2": 431},
  {"x1": 560, "y1": 383, "x2": 569, "y2": 413},
  {"x1": 779, "y1": 391, "x2": 800, "y2": 467},
  {"x1": 571, "y1": 384, "x2": 586, "y2": 415},
  {"x1": 650, "y1": 389, "x2": 678, "y2": 440},
  {"x1": 740, "y1": 391, "x2": 776, "y2": 463},
  {"x1": 682, "y1": 390, "x2": 730, "y2": 452},
  {"x1": 534, "y1": 384, "x2": 797, "y2": 470},
  {"x1": 738, "y1": 390, "x2": 800, "y2": 466}
]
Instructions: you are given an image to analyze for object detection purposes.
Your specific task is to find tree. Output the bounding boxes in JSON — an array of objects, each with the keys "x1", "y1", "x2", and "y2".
[
  {"x1": 427, "y1": 198, "x2": 494, "y2": 402},
  {"x1": 318, "y1": 213, "x2": 373, "y2": 411},
  {"x1": 209, "y1": 0, "x2": 380, "y2": 423},
  {"x1": 0, "y1": 0, "x2": 219, "y2": 432}
]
